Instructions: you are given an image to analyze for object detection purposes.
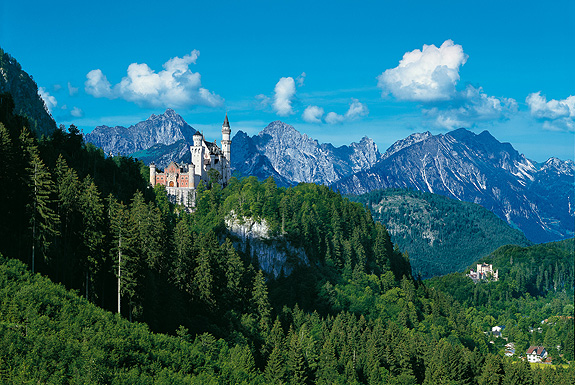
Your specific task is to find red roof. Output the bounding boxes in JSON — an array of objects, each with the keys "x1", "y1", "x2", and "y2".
[{"x1": 526, "y1": 346, "x2": 545, "y2": 355}]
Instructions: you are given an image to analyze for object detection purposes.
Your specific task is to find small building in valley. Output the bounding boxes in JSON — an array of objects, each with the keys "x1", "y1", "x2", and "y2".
[
  {"x1": 467, "y1": 263, "x2": 499, "y2": 282},
  {"x1": 526, "y1": 346, "x2": 547, "y2": 363}
]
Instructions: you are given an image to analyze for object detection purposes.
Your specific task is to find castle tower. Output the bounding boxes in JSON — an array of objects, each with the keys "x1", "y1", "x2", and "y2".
[
  {"x1": 149, "y1": 162, "x2": 156, "y2": 186},
  {"x1": 191, "y1": 131, "x2": 205, "y2": 185},
  {"x1": 222, "y1": 113, "x2": 231, "y2": 162}
]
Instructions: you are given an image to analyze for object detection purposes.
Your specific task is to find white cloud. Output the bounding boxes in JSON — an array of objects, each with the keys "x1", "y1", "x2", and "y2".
[
  {"x1": 377, "y1": 40, "x2": 468, "y2": 102},
  {"x1": 325, "y1": 111, "x2": 345, "y2": 124},
  {"x1": 71, "y1": 107, "x2": 83, "y2": 117},
  {"x1": 296, "y1": 72, "x2": 306, "y2": 87},
  {"x1": 38, "y1": 87, "x2": 57, "y2": 113},
  {"x1": 424, "y1": 86, "x2": 517, "y2": 129},
  {"x1": 302, "y1": 105, "x2": 324, "y2": 123},
  {"x1": 85, "y1": 69, "x2": 114, "y2": 98},
  {"x1": 68, "y1": 82, "x2": 79, "y2": 96},
  {"x1": 273, "y1": 77, "x2": 296, "y2": 116},
  {"x1": 84, "y1": 50, "x2": 222, "y2": 108},
  {"x1": 325, "y1": 99, "x2": 369, "y2": 124},
  {"x1": 345, "y1": 98, "x2": 369, "y2": 120},
  {"x1": 526, "y1": 92, "x2": 574, "y2": 131}
]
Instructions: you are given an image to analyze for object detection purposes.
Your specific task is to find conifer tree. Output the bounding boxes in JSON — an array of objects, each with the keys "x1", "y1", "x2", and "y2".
[
  {"x1": 287, "y1": 329, "x2": 307, "y2": 385},
  {"x1": 79, "y1": 175, "x2": 104, "y2": 302},
  {"x1": 252, "y1": 270, "x2": 271, "y2": 335},
  {"x1": 264, "y1": 346, "x2": 286, "y2": 384},
  {"x1": 20, "y1": 128, "x2": 59, "y2": 272},
  {"x1": 107, "y1": 194, "x2": 128, "y2": 314}
]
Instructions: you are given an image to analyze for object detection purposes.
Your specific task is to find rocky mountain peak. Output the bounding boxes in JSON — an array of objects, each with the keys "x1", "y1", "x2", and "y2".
[
  {"x1": 383, "y1": 131, "x2": 432, "y2": 159},
  {"x1": 232, "y1": 121, "x2": 381, "y2": 185},
  {"x1": 332, "y1": 129, "x2": 574, "y2": 243}
]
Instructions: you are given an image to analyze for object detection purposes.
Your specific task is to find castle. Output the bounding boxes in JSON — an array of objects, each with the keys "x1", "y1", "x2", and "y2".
[
  {"x1": 149, "y1": 115, "x2": 232, "y2": 207},
  {"x1": 467, "y1": 263, "x2": 499, "y2": 282}
]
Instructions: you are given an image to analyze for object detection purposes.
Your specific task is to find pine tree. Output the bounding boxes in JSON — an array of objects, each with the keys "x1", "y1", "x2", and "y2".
[
  {"x1": 264, "y1": 346, "x2": 286, "y2": 384},
  {"x1": 287, "y1": 329, "x2": 307, "y2": 385},
  {"x1": 172, "y1": 215, "x2": 193, "y2": 292},
  {"x1": 252, "y1": 270, "x2": 271, "y2": 335},
  {"x1": 20, "y1": 128, "x2": 59, "y2": 272},
  {"x1": 107, "y1": 194, "x2": 128, "y2": 314},
  {"x1": 79, "y1": 175, "x2": 105, "y2": 302},
  {"x1": 54, "y1": 155, "x2": 80, "y2": 283}
]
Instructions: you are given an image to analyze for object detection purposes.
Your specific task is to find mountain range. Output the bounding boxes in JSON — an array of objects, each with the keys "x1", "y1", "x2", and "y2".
[
  {"x1": 232, "y1": 121, "x2": 382, "y2": 186},
  {"x1": 333, "y1": 129, "x2": 574, "y2": 243},
  {"x1": 84, "y1": 109, "x2": 196, "y2": 166},
  {"x1": 83, "y1": 110, "x2": 574, "y2": 244}
]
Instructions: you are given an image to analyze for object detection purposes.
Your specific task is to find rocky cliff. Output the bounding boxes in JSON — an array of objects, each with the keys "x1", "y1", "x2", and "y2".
[
  {"x1": 84, "y1": 109, "x2": 196, "y2": 168},
  {"x1": 231, "y1": 121, "x2": 382, "y2": 185}
]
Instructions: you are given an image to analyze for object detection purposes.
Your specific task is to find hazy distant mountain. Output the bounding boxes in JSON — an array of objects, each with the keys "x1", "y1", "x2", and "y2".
[
  {"x1": 0, "y1": 48, "x2": 57, "y2": 137},
  {"x1": 349, "y1": 189, "x2": 530, "y2": 278},
  {"x1": 84, "y1": 109, "x2": 196, "y2": 168},
  {"x1": 231, "y1": 121, "x2": 382, "y2": 185},
  {"x1": 333, "y1": 128, "x2": 574, "y2": 243}
]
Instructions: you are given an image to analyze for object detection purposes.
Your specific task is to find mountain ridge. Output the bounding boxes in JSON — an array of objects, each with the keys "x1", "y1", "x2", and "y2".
[{"x1": 333, "y1": 128, "x2": 574, "y2": 243}]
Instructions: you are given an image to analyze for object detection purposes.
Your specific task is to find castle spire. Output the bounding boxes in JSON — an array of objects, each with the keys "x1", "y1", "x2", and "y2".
[{"x1": 223, "y1": 113, "x2": 229, "y2": 128}]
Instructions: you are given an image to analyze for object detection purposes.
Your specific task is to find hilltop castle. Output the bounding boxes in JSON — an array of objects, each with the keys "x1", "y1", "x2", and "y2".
[
  {"x1": 149, "y1": 115, "x2": 232, "y2": 207},
  {"x1": 467, "y1": 263, "x2": 499, "y2": 282}
]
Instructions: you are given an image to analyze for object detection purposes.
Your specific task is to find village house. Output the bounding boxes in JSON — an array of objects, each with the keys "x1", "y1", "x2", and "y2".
[{"x1": 526, "y1": 346, "x2": 547, "y2": 363}]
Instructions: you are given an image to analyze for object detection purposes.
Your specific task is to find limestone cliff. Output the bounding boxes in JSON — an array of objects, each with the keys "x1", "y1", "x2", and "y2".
[{"x1": 225, "y1": 213, "x2": 308, "y2": 277}]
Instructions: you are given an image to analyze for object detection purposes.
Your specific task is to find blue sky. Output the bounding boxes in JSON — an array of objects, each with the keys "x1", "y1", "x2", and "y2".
[{"x1": 2, "y1": 0, "x2": 574, "y2": 162}]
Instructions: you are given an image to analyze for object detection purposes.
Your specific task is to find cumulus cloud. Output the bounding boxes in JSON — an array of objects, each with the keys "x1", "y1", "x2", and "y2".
[
  {"x1": 273, "y1": 77, "x2": 296, "y2": 116},
  {"x1": 424, "y1": 86, "x2": 517, "y2": 129},
  {"x1": 68, "y1": 82, "x2": 79, "y2": 96},
  {"x1": 325, "y1": 99, "x2": 369, "y2": 124},
  {"x1": 377, "y1": 40, "x2": 519, "y2": 128},
  {"x1": 302, "y1": 105, "x2": 324, "y2": 123},
  {"x1": 84, "y1": 50, "x2": 222, "y2": 108},
  {"x1": 526, "y1": 92, "x2": 574, "y2": 131},
  {"x1": 377, "y1": 40, "x2": 468, "y2": 102},
  {"x1": 71, "y1": 107, "x2": 83, "y2": 117},
  {"x1": 38, "y1": 87, "x2": 57, "y2": 113},
  {"x1": 85, "y1": 69, "x2": 114, "y2": 98}
]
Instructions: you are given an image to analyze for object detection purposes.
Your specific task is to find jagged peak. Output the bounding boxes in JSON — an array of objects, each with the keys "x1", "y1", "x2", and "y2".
[{"x1": 383, "y1": 130, "x2": 432, "y2": 159}]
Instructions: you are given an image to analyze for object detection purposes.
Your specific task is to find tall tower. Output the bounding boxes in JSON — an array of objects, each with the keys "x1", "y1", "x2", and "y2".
[
  {"x1": 191, "y1": 131, "x2": 205, "y2": 184},
  {"x1": 221, "y1": 113, "x2": 231, "y2": 162},
  {"x1": 149, "y1": 162, "x2": 156, "y2": 186}
]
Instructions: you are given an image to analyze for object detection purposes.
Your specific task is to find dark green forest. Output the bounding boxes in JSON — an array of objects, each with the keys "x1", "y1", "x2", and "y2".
[
  {"x1": 349, "y1": 189, "x2": 531, "y2": 278},
  {"x1": 0, "y1": 84, "x2": 574, "y2": 384}
]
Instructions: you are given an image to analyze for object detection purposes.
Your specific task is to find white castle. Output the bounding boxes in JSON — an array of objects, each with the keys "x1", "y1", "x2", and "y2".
[
  {"x1": 467, "y1": 263, "x2": 499, "y2": 282},
  {"x1": 149, "y1": 114, "x2": 232, "y2": 207}
]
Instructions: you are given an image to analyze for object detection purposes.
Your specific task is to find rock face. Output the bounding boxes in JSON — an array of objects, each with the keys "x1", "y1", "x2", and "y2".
[
  {"x1": 84, "y1": 109, "x2": 196, "y2": 168},
  {"x1": 231, "y1": 121, "x2": 382, "y2": 186},
  {"x1": 0, "y1": 48, "x2": 57, "y2": 137},
  {"x1": 225, "y1": 213, "x2": 308, "y2": 277},
  {"x1": 332, "y1": 128, "x2": 574, "y2": 244}
]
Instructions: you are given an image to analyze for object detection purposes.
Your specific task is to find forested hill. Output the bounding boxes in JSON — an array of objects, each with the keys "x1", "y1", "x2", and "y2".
[
  {"x1": 349, "y1": 188, "x2": 530, "y2": 278},
  {"x1": 1, "y1": 88, "x2": 574, "y2": 383},
  {"x1": 0, "y1": 47, "x2": 57, "y2": 137},
  {"x1": 426, "y1": 239, "x2": 574, "y2": 363}
]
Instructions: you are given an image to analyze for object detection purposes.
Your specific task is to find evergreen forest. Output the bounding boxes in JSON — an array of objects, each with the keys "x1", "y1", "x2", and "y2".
[
  {"x1": 349, "y1": 189, "x2": 531, "y2": 278},
  {"x1": 0, "y1": 89, "x2": 574, "y2": 384}
]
